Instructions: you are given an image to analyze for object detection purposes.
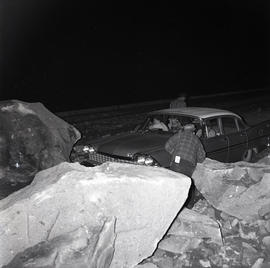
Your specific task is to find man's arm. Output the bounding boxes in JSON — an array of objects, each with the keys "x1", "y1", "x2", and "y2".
[
  {"x1": 197, "y1": 142, "x2": 206, "y2": 163},
  {"x1": 165, "y1": 133, "x2": 179, "y2": 154}
]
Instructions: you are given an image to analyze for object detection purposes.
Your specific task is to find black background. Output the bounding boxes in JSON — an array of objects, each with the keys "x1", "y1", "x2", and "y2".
[{"x1": 2, "y1": 0, "x2": 269, "y2": 112}]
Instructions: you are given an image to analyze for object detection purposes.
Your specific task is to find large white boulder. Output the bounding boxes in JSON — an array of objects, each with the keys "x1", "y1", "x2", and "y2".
[{"x1": 0, "y1": 162, "x2": 191, "y2": 267}]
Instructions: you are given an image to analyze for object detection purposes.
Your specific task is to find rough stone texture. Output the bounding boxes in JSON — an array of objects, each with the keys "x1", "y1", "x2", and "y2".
[
  {"x1": 143, "y1": 204, "x2": 270, "y2": 267},
  {"x1": 158, "y1": 235, "x2": 202, "y2": 255},
  {"x1": 135, "y1": 264, "x2": 158, "y2": 268},
  {"x1": 0, "y1": 100, "x2": 81, "y2": 191},
  {"x1": 157, "y1": 208, "x2": 222, "y2": 255},
  {"x1": 4, "y1": 218, "x2": 116, "y2": 268},
  {"x1": 192, "y1": 158, "x2": 270, "y2": 221},
  {"x1": 0, "y1": 162, "x2": 191, "y2": 267},
  {"x1": 167, "y1": 208, "x2": 223, "y2": 245}
]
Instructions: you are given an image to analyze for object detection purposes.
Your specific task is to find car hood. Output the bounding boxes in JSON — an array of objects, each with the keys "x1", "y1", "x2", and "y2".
[{"x1": 92, "y1": 131, "x2": 171, "y2": 157}]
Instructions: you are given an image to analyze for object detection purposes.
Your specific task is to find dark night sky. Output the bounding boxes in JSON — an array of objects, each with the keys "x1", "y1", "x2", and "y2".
[{"x1": 1, "y1": 0, "x2": 269, "y2": 112}]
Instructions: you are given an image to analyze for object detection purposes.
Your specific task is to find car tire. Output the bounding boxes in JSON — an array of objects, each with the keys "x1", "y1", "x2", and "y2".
[{"x1": 242, "y1": 149, "x2": 253, "y2": 162}]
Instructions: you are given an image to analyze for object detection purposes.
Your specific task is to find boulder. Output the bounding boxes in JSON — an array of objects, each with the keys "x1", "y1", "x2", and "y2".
[
  {"x1": 157, "y1": 208, "x2": 223, "y2": 254},
  {"x1": 0, "y1": 100, "x2": 81, "y2": 196},
  {"x1": 3, "y1": 218, "x2": 116, "y2": 268},
  {"x1": 0, "y1": 162, "x2": 191, "y2": 267},
  {"x1": 167, "y1": 208, "x2": 223, "y2": 245},
  {"x1": 192, "y1": 158, "x2": 270, "y2": 221}
]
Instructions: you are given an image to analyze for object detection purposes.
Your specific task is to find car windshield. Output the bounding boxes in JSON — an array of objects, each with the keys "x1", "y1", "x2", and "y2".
[{"x1": 136, "y1": 114, "x2": 202, "y2": 135}]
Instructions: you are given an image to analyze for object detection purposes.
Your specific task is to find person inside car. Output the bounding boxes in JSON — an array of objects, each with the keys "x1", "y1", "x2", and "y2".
[
  {"x1": 168, "y1": 117, "x2": 183, "y2": 133},
  {"x1": 149, "y1": 118, "x2": 168, "y2": 131}
]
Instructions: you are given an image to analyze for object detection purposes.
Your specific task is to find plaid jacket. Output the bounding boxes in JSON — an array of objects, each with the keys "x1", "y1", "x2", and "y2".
[{"x1": 165, "y1": 129, "x2": 206, "y2": 166}]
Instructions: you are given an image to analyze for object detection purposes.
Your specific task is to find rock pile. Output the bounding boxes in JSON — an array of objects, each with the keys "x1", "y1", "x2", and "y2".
[
  {"x1": 0, "y1": 162, "x2": 191, "y2": 267},
  {"x1": 137, "y1": 158, "x2": 270, "y2": 268},
  {"x1": 2, "y1": 156, "x2": 270, "y2": 267},
  {"x1": 193, "y1": 158, "x2": 270, "y2": 222},
  {"x1": 1, "y1": 97, "x2": 270, "y2": 267}
]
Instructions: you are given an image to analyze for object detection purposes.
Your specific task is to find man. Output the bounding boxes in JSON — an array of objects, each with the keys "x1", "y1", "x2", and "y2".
[
  {"x1": 165, "y1": 123, "x2": 206, "y2": 207},
  {"x1": 168, "y1": 117, "x2": 182, "y2": 133},
  {"x1": 170, "y1": 93, "x2": 187, "y2": 108},
  {"x1": 165, "y1": 123, "x2": 205, "y2": 177},
  {"x1": 149, "y1": 118, "x2": 168, "y2": 131}
]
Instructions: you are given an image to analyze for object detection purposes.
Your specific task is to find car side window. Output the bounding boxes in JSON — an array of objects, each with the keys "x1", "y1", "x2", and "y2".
[
  {"x1": 222, "y1": 117, "x2": 238, "y2": 134},
  {"x1": 205, "y1": 118, "x2": 220, "y2": 138},
  {"x1": 237, "y1": 119, "x2": 246, "y2": 131}
]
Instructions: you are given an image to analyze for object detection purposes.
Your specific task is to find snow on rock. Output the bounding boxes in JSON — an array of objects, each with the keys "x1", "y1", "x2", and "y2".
[{"x1": 0, "y1": 161, "x2": 191, "y2": 267}]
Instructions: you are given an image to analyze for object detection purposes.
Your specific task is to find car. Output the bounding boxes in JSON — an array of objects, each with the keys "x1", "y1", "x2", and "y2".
[{"x1": 71, "y1": 107, "x2": 270, "y2": 167}]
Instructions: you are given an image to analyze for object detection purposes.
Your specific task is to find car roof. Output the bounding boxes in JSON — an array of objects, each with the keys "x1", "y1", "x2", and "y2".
[{"x1": 149, "y1": 107, "x2": 241, "y2": 119}]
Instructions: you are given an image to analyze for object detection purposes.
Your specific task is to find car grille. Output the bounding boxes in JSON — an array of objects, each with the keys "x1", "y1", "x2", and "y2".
[{"x1": 88, "y1": 152, "x2": 134, "y2": 165}]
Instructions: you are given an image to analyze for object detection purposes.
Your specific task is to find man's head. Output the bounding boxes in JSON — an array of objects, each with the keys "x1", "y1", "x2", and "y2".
[
  {"x1": 169, "y1": 117, "x2": 182, "y2": 131},
  {"x1": 184, "y1": 123, "x2": 195, "y2": 132}
]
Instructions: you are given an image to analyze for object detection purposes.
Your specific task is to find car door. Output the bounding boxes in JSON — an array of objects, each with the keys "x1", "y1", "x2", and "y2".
[
  {"x1": 201, "y1": 117, "x2": 229, "y2": 162},
  {"x1": 221, "y1": 116, "x2": 248, "y2": 162}
]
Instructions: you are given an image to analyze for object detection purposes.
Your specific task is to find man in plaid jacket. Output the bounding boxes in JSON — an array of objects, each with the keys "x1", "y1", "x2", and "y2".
[
  {"x1": 165, "y1": 123, "x2": 205, "y2": 177},
  {"x1": 165, "y1": 123, "x2": 206, "y2": 207}
]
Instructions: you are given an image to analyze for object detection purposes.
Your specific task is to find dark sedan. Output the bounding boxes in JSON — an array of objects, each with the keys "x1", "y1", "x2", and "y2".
[{"x1": 72, "y1": 107, "x2": 270, "y2": 167}]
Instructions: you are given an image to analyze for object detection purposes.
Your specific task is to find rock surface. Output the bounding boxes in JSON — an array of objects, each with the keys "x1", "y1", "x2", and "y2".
[
  {"x1": 192, "y1": 158, "x2": 270, "y2": 221},
  {"x1": 140, "y1": 199, "x2": 270, "y2": 268},
  {"x1": 3, "y1": 218, "x2": 116, "y2": 268},
  {"x1": 166, "y1": 208, "x2": 223, "y2": 245},
  {"x1": 0, "y1": 161, "x2": 191, "y2": 267},
  {"x1": 0, "y1": 100, "x2": 81, "y2": 197},
  {"x1": 137, "y1": 156, "x2": 270, "y2": 267}
]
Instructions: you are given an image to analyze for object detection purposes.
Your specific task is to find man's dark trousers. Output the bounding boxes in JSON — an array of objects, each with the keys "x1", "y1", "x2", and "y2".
[
  {"x1": 170, "y1": 159, "x2": 195, "y2": 177},
  {"x1": 170, "y1": 159, "x2": 201, "y2": 208}
]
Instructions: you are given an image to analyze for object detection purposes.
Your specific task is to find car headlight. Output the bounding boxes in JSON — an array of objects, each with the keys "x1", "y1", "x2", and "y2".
[
  {"x1": 72, "y1": 145, "x2": 96, "y2": 154},
  {"x1": 133, "y1": 153, "x2": 160, "y2": 167},
  {"x1": 82, "y1": 145, "x2": 95, "y2": 154}
]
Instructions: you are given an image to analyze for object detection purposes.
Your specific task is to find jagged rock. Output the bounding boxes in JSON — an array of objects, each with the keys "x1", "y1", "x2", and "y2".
[
  {"x1": 193, "y1": 158, "x2": 270, "y2": 221},
  {"x1": 167, "y1": 208, "x2": 223, "y2": 245},
  {"x1": 191, "y1": 198, "x2": 217, "y2": 221},
  {"x1": 153, "y1": 255, "x2": 174, "y2": 268},
  {"x1": 262, "y1": 236, "x2": 270, "y2": 249},
  {"x1": 0, "y1": 100, "x2": 81, "y2": 196},
  {"x1": 265, "y1": 220, "x2": 270, "y2": 232},
  {"x1": 251, "y1": 258, "x2": 265, "y2": 268},
  {"x1": 0, "y1": 161, "x2": 191, "y2": 267},
  {"x1": 157, "y1": 208, "x2": 222, "y2": 255},
  {"x1": 3, "y1": 218, "x2": 116, "y2": 268},
  {"x1": 158, "y1": 235, "x2": 202, "y2": 255},
  {"x1": 258, "y1": 203, "x2": 270, "y2": 219},
  {"x1": 241, "y1": 242, "x2": 260, "y2": 267}
]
